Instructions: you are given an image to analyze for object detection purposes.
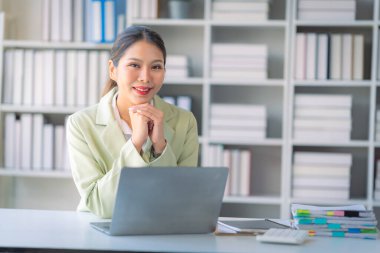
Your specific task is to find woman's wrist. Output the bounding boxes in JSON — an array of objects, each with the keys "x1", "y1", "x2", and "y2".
[{"x1": 152, "y1": 140, "x2": 166, "y2": 155}]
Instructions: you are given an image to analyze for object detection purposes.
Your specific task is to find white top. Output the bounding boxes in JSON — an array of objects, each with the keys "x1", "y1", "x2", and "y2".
[{"x1": 0, "y1": 208, "x2": 378, "y2": 253}]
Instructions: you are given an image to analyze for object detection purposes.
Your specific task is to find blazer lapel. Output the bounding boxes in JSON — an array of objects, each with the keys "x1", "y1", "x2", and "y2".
[{"x1": 96, "y1": 88, "x2": 126, "y2": 160}]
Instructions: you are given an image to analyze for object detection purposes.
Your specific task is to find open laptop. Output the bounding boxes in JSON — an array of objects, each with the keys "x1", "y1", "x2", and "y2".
[{"x1": 90, "y1": 166, "x2": 228, "y2": 236}]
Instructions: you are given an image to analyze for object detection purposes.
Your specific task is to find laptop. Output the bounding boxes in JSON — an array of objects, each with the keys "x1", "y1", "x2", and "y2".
[{"x1": 90, "y1": 166, "x2": 228, "y2": 236}]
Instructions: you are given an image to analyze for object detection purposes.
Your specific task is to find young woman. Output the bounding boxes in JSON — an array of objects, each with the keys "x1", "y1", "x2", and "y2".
[{"x1": 67, "y1": 26, "x2": 199, "y2": 218}]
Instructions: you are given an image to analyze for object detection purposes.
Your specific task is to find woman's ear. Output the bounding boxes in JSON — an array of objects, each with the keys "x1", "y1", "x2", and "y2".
[{"x1": 108, "y1": 60, "x2": 117, "y2": 81}]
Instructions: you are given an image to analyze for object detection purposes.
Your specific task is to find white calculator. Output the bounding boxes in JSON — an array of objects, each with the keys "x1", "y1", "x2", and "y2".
[{"x1": 256, "y1": 228, "x2": 308, "y2": 245}]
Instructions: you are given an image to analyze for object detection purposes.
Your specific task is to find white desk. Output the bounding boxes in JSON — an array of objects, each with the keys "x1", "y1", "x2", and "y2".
[{"x1": 0, "y1": 208, "x2": 379, "y2": 253}]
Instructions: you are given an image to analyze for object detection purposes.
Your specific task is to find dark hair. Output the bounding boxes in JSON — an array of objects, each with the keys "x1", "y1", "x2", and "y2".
[{"x1": 101, "y1": 25, "x2": 167, "y2": 97}]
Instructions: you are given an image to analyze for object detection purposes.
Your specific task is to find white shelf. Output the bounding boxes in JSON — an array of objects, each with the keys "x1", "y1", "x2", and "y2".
[
  {"x1": 373, "y1": 201, "x2": 380, "y2": 207},
  {"x1": 131, "y1": 18, "x2": 205, "y2": 26},
  {"x1": 2, "y1": 40, "x2": 112, "y2": 50},
  {"x1": 291, "y1": 140, "x2": 370, "y2": 147},
  {"x1": 0, "y1": 169, "x2": 72, "y2": 178},
  {"x1": 223, "y1": 196, "x2": 281, "y2": 205},
  {"x1": 210, "y1": 79, "x2": 285, "y2": 87},
  {"x1": 0, "y1": 105, "x2": 85, "y2": 114},
  {"x1": 210, "y1": 20, "x2": 287, "y2": 27},
  {"x1": 295, "y1": 20, "x2": 374, "y2": 27},
  {"x1": 209, "y1": 138, "x2": 283, "y2": 146},
  {"x1": 293, "y1": 80, "x2": 372, "y2": 87},
  {"x1": 164, "y1": 77, "x2": 204, "y2": 85}
]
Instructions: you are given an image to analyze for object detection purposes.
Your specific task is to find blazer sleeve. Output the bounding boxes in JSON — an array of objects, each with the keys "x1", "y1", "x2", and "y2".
[
  {"x1": 149, "y1": 112, "x2": 198, "y2": 167},
  {"x1": 67, "y1": 115, "x2": 148, "y2": 218}
]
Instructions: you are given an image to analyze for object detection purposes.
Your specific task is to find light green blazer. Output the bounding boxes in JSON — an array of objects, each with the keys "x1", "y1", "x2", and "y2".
[{"x1": 67, "y1": 87, "x2": 199, "y2": 218}]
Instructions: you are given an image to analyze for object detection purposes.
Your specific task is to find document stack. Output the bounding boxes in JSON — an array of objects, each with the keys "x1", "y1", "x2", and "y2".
[
  {"x1": 211, "y1": 0, "x2": 270, "y2": 21},
  {"x1": 291, "y1": 204, "x2": 379, "y2": 240},
  {"x1": 297, "y1": 0, "x2": 356, "y2": 21},
  {"x1": 165, "y1": 55, "x2": 189, "y2": 79},
  {"x1": 376, "y1": 110, "x2": 380, "y2": 141},
  {"x1": 375, "y1": 160, "x2": 380, "y2": 200},
  {"x1": 4, "y1": 113, "x2": 70, "y2": 172},
  {"x1": 204, "y1": 145, "x2": 251, "y2": 197},
  {"x1": 162, "y1": 95, "x2": 192, "y2": 111},
  {"x1": 293, "y1": 94, "x2": 352, "y2": 142},
  {"x1": 209, "y1": 103, "x2": 266, "y2": 140},
  {"x1": 294, "y1": 33, "x2": 364, "y2": 80},
  {"x1": 292, "y1": 151, "x2": 352, "y2": 200},
  {"x1": 210, "y1": 44, "x2": 267, "y2": 79}
]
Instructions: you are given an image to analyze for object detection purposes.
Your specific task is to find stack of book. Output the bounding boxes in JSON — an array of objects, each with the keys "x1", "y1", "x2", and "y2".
[
  {"x1": 4, "y1": 113, "x2": 70, "y2": 172},
  {"x1": 162, "y1": 95, "x2": 192, "y2": 111},
  {"x1": 209, "y1": 103, "x2": 266, "y2": 140},
  {"x1": 293, "y1": 94, "x2": 352, "y2": 142},
  {"x1": 375, "y1": 160, "x2": 380, "y2": 200},
  {"x1": 2, "y1": 49, "x2": 110, "y2": 107},
  {"x1": 376, "y1": 110, "x2": 380, "y2": 141},
  {"x1": 210, "y1": 43, "x2": 267, "y2": 79},
  {"x1": 211, "y1": 0, "x2": 270, "y2": 21},
  {"x1": 292, "y1": 151, "x2": 352, "y2": 200},
  {"x1": 205, "y1": 145, "x2": 251, "y2": 197},
  {"x1": 165, "y1": 55, "x2": 190, "y2": 79},
  {"x1": 294, "y1": 33, "x2": 364, "y2": 80},
  {"x1": 131, "y1": 0, "x2": 158, "y2": 19},
  {"x1": 291, "y1": 204, "x2": 378, "y2": 240},
  {"x1": 297, "y1": 0, "x2": 356, "y2": 21},
  {"x1": 42, "y1": 0, "x2": 127, "y2": 43}
]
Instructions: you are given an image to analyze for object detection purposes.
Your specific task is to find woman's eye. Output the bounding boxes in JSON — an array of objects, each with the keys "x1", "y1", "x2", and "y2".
[
  {"x1": 129, "y1": 63, "x2": 140, "y2": 68},
  {"x1": 152, "y1": 65, "x2": 163, "y2": 70}
]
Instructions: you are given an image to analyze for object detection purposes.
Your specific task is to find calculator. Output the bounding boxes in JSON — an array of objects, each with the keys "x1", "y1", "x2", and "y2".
[{"x1": 256, "y1": 228, "x2": 308, "y2": 245}]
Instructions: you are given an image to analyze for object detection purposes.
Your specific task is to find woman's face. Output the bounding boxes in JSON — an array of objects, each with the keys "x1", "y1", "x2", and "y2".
[{"x1": 109, "y1": 40, "x2": 165, "y2": 106}]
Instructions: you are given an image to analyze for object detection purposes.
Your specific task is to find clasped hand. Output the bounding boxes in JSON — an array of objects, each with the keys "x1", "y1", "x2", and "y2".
[{"x1": 129, "y1": 103, "x2": 166, "y2": 154}]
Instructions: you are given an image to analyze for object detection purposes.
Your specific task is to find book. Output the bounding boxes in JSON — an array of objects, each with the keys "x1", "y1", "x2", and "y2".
[
  {"x1": 211, "y1": 104, "x2": 266, "y2": 118},
  {"x1": 32, "y1": 114, "x2": 44, "y2": 171},
  {"x1": 292, "y1": 188, "x2": 349, "y2": 199},
  {"x1": 12, "y1": 49, "x2": 24, "y2": 105},
  {"x1": 77, "y1": 50, "x2": 89, "y2": 106},
  {"x1": 293, "y1": 165, "x2": 351, "y2": 177},
  {"x1": 294, "y1": 152, "x2": 352, "y2": 166},
  {"x1": 23, "y1": 50, "x2": 34, "y2": 105},
  {"x1": 341, "y1": 33, "x2": 353, "y2": 80},
  {"x1": 55, "y1": 50, "x2": 66, "y2": 106},
  {"x1": 43, "y1": 124, "x2": 54, "y2": 170},
  {"x1": 293, "y1": 176, "x2": 350, "y2": 188},
  {"x1": 298, "y1": 0, "x2": 356, "y2": 10},
  {"x1": 294, "y1": 94, "x2": 352, "y2": 107},
  {"x1": 212, "y1": 44, "x2": 267, "y2": 57},
  {"x1": 353, "y1": 34, "x2": 364, "y2": 80},
  {"x1": 294, "y1": 107, "x2": 351, "y2": 119},
  {"x1": 317, "y1": 33, "x2": 328, "y2": 80},
  {"x1": 88, "y1": 50, "x2": 100, "y2": 105},
  {"x1": 4, "y1": 113, "x2": 16, "y2": 169},
  {"x1": 2, "y1": 50, "x2": 14, "y2": 104},
  {"x1": 298, "y1": 10, "x2": 355, "y2": 21},
  {"x1": 306, "y1": 33, "x2": 317, "y2": 80},
  {"x1": 51, "y1": 0, "x2": 61, "y2": 41},
  {"x1": 293, "y1": 129, "x2": 351, "y2": 142},
  {"x1": 293, "y1": 119, "x2": 352, "y2": 130},
  {"x1": 295, "y1": 33, "x2": 306, "y2": 80},
  {"x1": 43, "y1": 50, "x2": 55, "y2": 106},
  {"x1": 20, "y1": 114, "x2": 33, "y2": 170},
  {"x1": 330, "y1": 34, "x2": 342, "y2": 80}
]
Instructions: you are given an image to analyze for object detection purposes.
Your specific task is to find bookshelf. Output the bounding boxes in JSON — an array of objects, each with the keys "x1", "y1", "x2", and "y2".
[{"x1": 1, "y1": 0, "x2": 380, "y2": 222}]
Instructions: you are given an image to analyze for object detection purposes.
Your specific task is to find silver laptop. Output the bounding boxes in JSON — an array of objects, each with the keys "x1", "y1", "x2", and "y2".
[{"x1": 90, "y1": 167, "x2": 228, "y2": 236}]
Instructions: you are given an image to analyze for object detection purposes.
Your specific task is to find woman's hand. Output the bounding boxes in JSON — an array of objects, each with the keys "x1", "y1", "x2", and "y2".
[{"x1": 129, "y1": 103, "x2": 166, "y2": 154}]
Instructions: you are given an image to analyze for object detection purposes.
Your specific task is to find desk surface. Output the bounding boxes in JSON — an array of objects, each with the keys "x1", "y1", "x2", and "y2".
[{"x1": 0, "y1": 208, "x2": 379, "y2": 253}]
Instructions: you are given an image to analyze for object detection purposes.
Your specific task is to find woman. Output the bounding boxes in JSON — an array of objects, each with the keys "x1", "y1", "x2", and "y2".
[{"x1": 67, "y1": 26, "x2": 199, "y2": 218}]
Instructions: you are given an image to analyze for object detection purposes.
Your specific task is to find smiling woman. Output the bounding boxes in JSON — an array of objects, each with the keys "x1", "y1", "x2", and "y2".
[{"x1": 66, "y1": 26, "x2": 199, "y2": 218}]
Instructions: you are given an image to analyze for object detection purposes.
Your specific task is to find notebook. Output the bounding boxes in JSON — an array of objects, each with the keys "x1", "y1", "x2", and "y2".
[{"x1": 90, "y1": 166, "x2": 228, "y2": 236}]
